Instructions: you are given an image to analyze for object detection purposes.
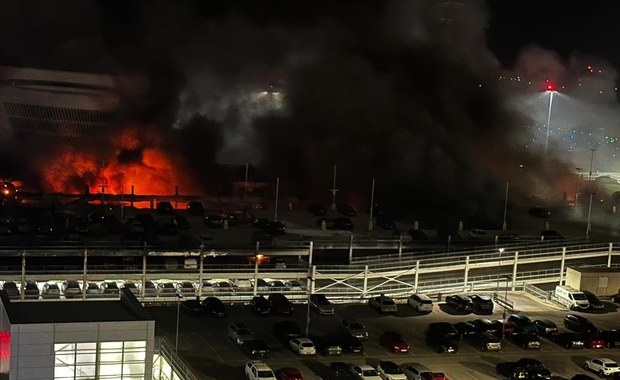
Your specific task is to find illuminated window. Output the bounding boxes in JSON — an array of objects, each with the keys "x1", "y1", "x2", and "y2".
[{"x1": 55, "y1": 341, "x2": 145, "y2": 380}]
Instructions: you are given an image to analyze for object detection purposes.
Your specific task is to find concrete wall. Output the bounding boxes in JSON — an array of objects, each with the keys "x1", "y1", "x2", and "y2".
[
  {"x1": 565, "y1": 267, "x2": 620, "y2": 295},
  {"x1": 565, "y1": 268, "x2": 582, "y2": 290},
  {"x1": 9, "y1": 320, "x2": 154, "y2": 380}
]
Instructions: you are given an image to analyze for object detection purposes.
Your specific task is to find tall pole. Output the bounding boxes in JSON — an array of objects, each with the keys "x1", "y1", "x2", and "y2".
[
  {"x1": 175, "y1": 294, "x2": 181, "y2": 352},
  {"x1": 586, "y1": 192, "x2": 595, "y2": 240},
  {"x1": 330, "y1": 164, "x2": 338, "y2": 211},
  {"x1": 502, "y1": 180, "x2": 510, "y2": 231},
  {"x1": 544, "y1": 91, "x2": 554, "y2": 155},
  {"x1": 368, "y1": 178, "x2": 375, "y2": 232},
  {"x1": 244, "y1": 162, "x2": 249, "y2": 206},
  {"x1": 588, "y1": 148, "x2": 596, "y2": 180},
  {"x1": 503, "y1": 275, "x2": 510, "y2": 320},
  {"x1": 496, "y1": 248, "x2": 504, "y2": 300},
  {"x1": 274, "y1": 177, "x2": 280, "y2": 221}
]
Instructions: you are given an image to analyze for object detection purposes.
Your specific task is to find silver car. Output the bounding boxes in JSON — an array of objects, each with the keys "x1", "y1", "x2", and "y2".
[
  {"x1": 310, "y1": 294, "x2": 335, "y2": 315},
  {"x1": 227, "y1": 323, "x2": 256, "y2": 345},
  {"x1": 369, "y1": 295, "x2": 398, "y2": 313}
]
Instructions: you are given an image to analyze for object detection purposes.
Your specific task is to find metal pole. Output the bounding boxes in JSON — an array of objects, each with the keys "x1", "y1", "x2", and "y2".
[
  {"x1": 253, "y1": 256, "x2": 259, "y2": 296},
  {"x1": 496, "y1": 248, "x2": 504, "y2": 299},
  {"x1": 82, "y1": 249, "x2": 88, "y2": 300},
  {"x1": 398, "y1": 235, "x2": 403, "y2": 258},
  {"x1": 244, "y1": 162, "x2": 249, "y2": 206},
  {"x1": 362, "y1": 265, "x2": 369, "y2": 299},
  {"x1": 503, "y1": 276, "x2": 510, "y2": 320},
  {"x1": 274, "y1": 177, "x2": 280, "y2": 221},
  {"x1": 141, "y1": 254, "x2": 147, "y2": 300},
  {"x1": 368, "y1": 178, "x2": 375, "y2": 232},
  {"x1": 589, "y1": 148, "x2": 596, "y2": 180},
  {"x1": 502, "y1": 180, "x2": 510, "y2": 231},
  {"x1": 586, "y1": 192, "x2": 594, "y2": 240},
  {"x1": 348, "y1": 234, "x2": 354, "y2": 264},
  {"x1": 175, "y1": 295, "x2": 181, "y2": 352},
  {"x1": 608, "y1": 242, "x2": 613, "y2": 268},
  {"x1": 308, "y1": 241, "x2": 314, "y2": 267},
  {"x1": 198, "y1": 253, "x2": 204, "y2": 298},
  {"x1": 544, "y1": 90, "x2": 554, "y2": 155},
  {"x1": 559, "y1": 247, "x2": 566, "y2": 285},
  {"x1": 331, "y1": 164, "x2": 337, "y2": 211},
  {"x1": 511, "y1": 252, "x2": 519, "y2": 291},
  {"x1": 463, "y1": 256, "x2": 470, "y2": 293},
  {"x1": 414, "y1": 260, "x2": 420, "y2": 291},
  {"x1": 20, "y1": 250, "x2": 25, "y2": 301}
]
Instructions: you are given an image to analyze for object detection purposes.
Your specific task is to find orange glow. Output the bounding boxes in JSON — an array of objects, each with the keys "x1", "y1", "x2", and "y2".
[{"x1": 41, "y1": 126, "x2": 199, "y2": 196}]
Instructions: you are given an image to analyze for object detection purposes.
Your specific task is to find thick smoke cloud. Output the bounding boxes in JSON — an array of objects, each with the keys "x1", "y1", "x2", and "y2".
[{"x1": 2, "y1": 0, "x2": 615, "y2": 227}]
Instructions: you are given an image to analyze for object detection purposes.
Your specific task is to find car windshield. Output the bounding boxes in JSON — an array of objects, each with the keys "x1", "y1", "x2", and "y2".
[
  {"x1": 384, "y1": 366, "x2": 403, "y2": 374},
  {"x1": 572, "y1": 293, "x2": 588, "y2": 300},
  {"x1": 301, "y1": 343, "x2": 314, "y2": 347},
  {"x1": 257, "y1": 370, "x2": 274, "y2": 378},
  {"x1": 382, "y1": 300, "x2": 395, "y2": 305},
  {"x1": 420, "y1": 299, "x2": 433, "y2": 304},
  {"x1": 362, "y1": 369, "x2": 378, "y2": 376}
]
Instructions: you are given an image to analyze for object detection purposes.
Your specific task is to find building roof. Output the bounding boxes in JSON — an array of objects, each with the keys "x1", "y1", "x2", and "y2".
[
  {"x1": 0, "y1": 288, "x2": 152, "y2": 324},
  {"x1": 569, "y1": 266, "x2": 620, "y2": 274}
]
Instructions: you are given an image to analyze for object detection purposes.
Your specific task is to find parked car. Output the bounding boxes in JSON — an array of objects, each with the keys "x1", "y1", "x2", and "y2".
[
  {"x1": 369, "y1": 295, "x2": 397, "y2": 314},
  {"x1": 204, "y1": 214, "x2": 225, "y2": 228},
  {"x1": 244, "y1": 361, "x2": 276, "y2": 380},
  {"x1": 584, "y1": 334, "x2": 606, "y2": 349},
  {"x1": 269, "y1": 293, "x2": 294, "y2": 315},
  {"x1": 511, "y1": 358, "x2": 552, "y2": 380},
  {"x1": 243, "y1": 340, "x2": 271, "y2": 359},
  {"x1": 251, "y1": 295, "x2": 271, "y2": 314},
  {"x1": 471, "y1": 331, "x2": 502, "y2": 351},
  {"x1": 100, "y1": 281, "x2": 120, "y2": 295},
  {"x1": 584, "y1": 358, "x2": 620, "y2": 377},
  {"x1": 402, "y1": 364, "x2": 447, "y2": 380},
  {"x1": 529, "y1": 207, "x2": 551, "y2": 218},
  {"x1": 470, "y1": 319, "x2": 503, "y2": 338},
  {"x1": 273, "y1": 321, "x2": 303, "y2": 342},
  {"x1": 335, "y1": 333, "x2": 364, "y2": 354},
  {"x1": 157, "y1": 281, "x2": 177, "y2": 296},
  {"x1": 341, "y1": 319, "x2": 368, "y2": 340},
  {"x1": 312, "y1": 335, "x2": 343, "y2": 356},
  {"x1": 62, "y1": 280, "x2": 81, "y2": 298},
  {"x1": 599, "y1": 330, "x2": 620, "y2": 348},
  {"x1": 445, "y1": 295, "x2": 473, "y2": 312},
  {"x1": 24, "y1": 280, "x2": 40, "y2": 299},
  {"x1": 289, "y1": 338, "x2": 316, "y2": 355},
  {"x1": 495, "y1": 362, "x2": 528, "y2": 380},
  {"x1": 276, "y1": 368, "x2": 304, "y2": 380},
  {"x1": 156, "y1": 201, "x2": 174, "y2": 215},
  {"x1": 181, "y1": 299, "x2": 204, "y2": 315},
  {"x1": 337, "y1": 204, "x2": 356, "y2": 217},
  {"x1": 350, "y1": 365, "x2": 382, "y2": 380},
  {"x1": 506, "y1": 314, "x2": 538, "y2": 334},
  {"x1": 227, "y1": 323, "x2": 256, "y2": 345},
  {"x1": 533, "y1": 319, "x2": 559, "y2": 337},
  {"x1": 582, "y1": 290, "x2": 604, "y2": 309},
  {"x1": 426, "y1": 323, "x2": 459, "y2": 353},
  {"x1": 407, "y1": 293, "x2": 433, "y2": 313},
  {"x1": 454, "y1": 321, "x2": 478, "y2": 340},
  {"x1": 176, "y1": 281, "x2": 196, "y2": 295},
  {"x1": 1, "y1": 281, "x2": 20, "y2": 299},
  {"x1": 470, "y1": 295, "x2": 494, "y2": 314},
  {"x1": 507, "y1": 332, "x2": 541, "y2": 349},
  {"x1": 376, "y1": 216, "x2": 396, "y2": 230},
  {"x1": 564, "y1": 314, "x2": 597, "y2": 333},
  {"x1": 552, "y1": 332, "x2": 585, "y2": 349},
  {"x1": 202, "y1": 296, "x2": 227, "y2": 317},
  {"x1": 376, "y1": 361, "x2": 407, "y2": 380},
  {"x1": 42, "y1": 282, "x2": 61, "y2": 299},
  {"x1": 309, "y1": 294, "x2": 335, "y2": 315},
  {"x1": 330, "y1": 362, "x2": 357, "y2": 380},
  {"x1": 308, "y1": 203, "x2": 326, "y2": 216},
  {"x1": 541, "y1": 229, "x2": 564, "y2": 240},
  {"x1": 379, "y1": 331, "x2": 409, "y2": 353}
]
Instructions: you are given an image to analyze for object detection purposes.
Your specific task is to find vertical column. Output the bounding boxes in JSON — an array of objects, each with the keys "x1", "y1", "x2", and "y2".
[
  {"x1": 82, "y1": 249, "x2": 88, "y2": 300},
  {"x1": 608, "y1": 242, "x2": 613, "y2": 268},
  {"x1": 310, "y1": 266, "x2": 316, "y2": 294},
  {"x1": 142, "y1": 255, "x2": 147, "y2": 300},
  {"x1": 348, "y1": 235, "x2": 354, "y2": 264},
  {"x1": 463, "y1": 256, "x2": 470, "y2": 293},
  {"x1": 398, "y1": 235, "x2": 403, "y2": 258},
  {"x1": 559, "y1": 247, "x2": 566, "y2": 285},
  {"x1": 414, "y1": 260, "x2": 420, "y2": 292},
  {"x1": 198, "y1": 254, "x2": 204, "y2": 298},
  {"x1": 308, "y1": 241, "x2": 314, "y2": 267},
  {"x1": 362, "y1": 265, "x2": 369, "y2": 299},
  {"x1": 253, "y1": 258, "x2": 259, "y2": 296},
  {"x1": 20, "y1": 250, "x2": 26, "y2": 301},
  {"x1": 511, "y1": 251, "x2": 519, "y2": 291}
]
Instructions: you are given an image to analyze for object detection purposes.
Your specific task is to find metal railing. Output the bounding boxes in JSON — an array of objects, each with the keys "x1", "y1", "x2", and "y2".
[
  {"x1": 153, "y1": 338, "x2": 200, "y2": 380},
  {"x1": 523, "y1": 282, "x2": 552, "y2": 301}
]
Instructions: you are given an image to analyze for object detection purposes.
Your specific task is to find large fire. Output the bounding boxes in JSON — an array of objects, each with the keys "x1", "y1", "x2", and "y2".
[{"x1": 41, "y1": 127, "x2": 199, "y2": 196}]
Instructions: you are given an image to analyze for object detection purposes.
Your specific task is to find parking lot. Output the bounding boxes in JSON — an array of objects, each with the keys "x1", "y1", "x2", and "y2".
[{"x1": 149, "y1": 292, "x2": 620, "y2": 380}]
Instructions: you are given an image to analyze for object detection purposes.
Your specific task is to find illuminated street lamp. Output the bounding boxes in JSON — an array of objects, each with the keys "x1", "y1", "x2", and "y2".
[
  {"x1": 496, "y1": 247, "x2": 504, "y2": 297},
  {"x1": 544, "y1": 81, "x2": 557, "y2": 155}
]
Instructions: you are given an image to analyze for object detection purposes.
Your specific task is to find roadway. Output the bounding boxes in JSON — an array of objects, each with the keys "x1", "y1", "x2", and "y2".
[{"x1": 150, "y1": 292, "x2": 620, "y2": 380}]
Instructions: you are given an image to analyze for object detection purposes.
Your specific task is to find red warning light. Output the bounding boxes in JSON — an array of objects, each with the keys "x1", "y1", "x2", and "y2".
[{"x1": 545, "y1": 81, "x2": 556, "y2": 92}]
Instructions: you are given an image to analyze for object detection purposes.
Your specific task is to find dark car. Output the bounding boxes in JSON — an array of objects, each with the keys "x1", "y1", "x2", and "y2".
[
  {"x1": 454, "y1": 321, "x2": 478, "y2": 340},
  {"x1": 308, "y1": 203, "x2": 327, "y2": 216},
  {"x1": 134, "y1": 214, "x2": 157, "y2": 232},
  {"x1": 376, "y1": 216, "x2": 396, "y2": 230},
  {"x1": 426, "y1": 322, "x2": 459, "y2": 353},
  {"x1": 495, "y1": 362, "x2": 528, "y2": 380},
  {"x1": 541, "y1": 229, "x2": 564, "y2": 240},
  {"x1": 583, "y1": 333, "x2": 605, "y2": 349},
  {"x1": 529, "y1": 207, "x2": 551, "y2": 218},
  {"x1": 1, "y1": 281, "x2": 20, "y2": 299},
  {"x1": 337, "y1": 204, "x2": 356, "y2": 217},
  {"x1": 24, "y1": 281, "x2": 39, "y2": 299},
  {"x1": 514, "y1": 358, "x2": 552, "y2": 380},
  {"x1": 269, "y1": 293, "x2": 294, "y2": 315},
  {"x1": 471, "y1": 295, "x2": 494, "y2": 314},
  {"x1": 276, "y1": 368, "x2": 304, "y2": 380},
  {"x1": 564, "y1": 314, "x2": 597, "y2": 333},
  {"x1": 379, "y1": 331, "x2": 409, "y2": 353},
  {"x1": 204, "y1": 214, "x2": 225, "y2": 228},
  {"x1": 333, "y1": 217, "x2": 353, "y2": 230},
  {"x1": 201, "y1": 296, "x2": 226, "y2": 317},
  {"x1": 265, "y1": 221, "x2": 286, "y2": 235},
  {"x1": 243, "y1": 339, "x2": 270, "y2": 359},
  {"x1": 506, "y1": 314, "x2": 538, "y2": 334},
  {"x1": 250, "y1": 295, "x2": 271, "y2": 314},
  {"x1": 552, "y1": 332, "x2": 585, "y2": 349},
  {"x1": 533, "y1": 319, "x2": 558, "y2": 337},
  {"x1": 181, "y1": 299, "x2": 204, "y2": 315},
  {"x1": 470, "y1": 319, "x2": 503, "y2": 338},
  {"x1": 445, "y1": 295, "x2": 473, "y2": 312},
  {"x1": 172, "y1": 215, "x2": 190, "y2": 229},
  {"x1": 312, "y1": 335, "x2": 343, "y2": 356},
  {"x1": 273, "y1": 320, "x2": 303, "y2": 342},
  {"x1": 251, "y1": 231, "x2": 273, "y2": 246},
  {"x1": 582, "y1": 290, "x2": 604, "y2": 309},
  {"x1": 507, "y1": 332, "x2": 541, "y2": 349},
  {"x1": 599, "y1": 330, "x2": 620, "y2": 348},
  {"x1": 471, "y1": 331, "x2": 502, "y2": 351},
  {"x1": 334, "y1": 334, "x2": 364, "y2": 354},
  {"x1": 330, "y1": 362, "x2": 357, "y2": 380},
  {"x1": 408, "y1": 229, "x2": 428, "y2": 241},
  {"x1": 186, "y1": 201, "x2": 205, "y2": 216},
  {"x1": 156, "y1": 201, "x2": 174, "y2": 215}
]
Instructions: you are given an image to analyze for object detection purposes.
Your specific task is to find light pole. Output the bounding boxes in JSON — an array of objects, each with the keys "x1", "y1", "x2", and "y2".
[
  {"x1": 586, "y1": 192, "x2": 595, "y2": 240},
  {"x1": 502, "y1": 180, "x2": 510, "y2": 231},
  {"x1": 175, "y1": 293, "x2": 183, "y2": 352},
  {"x1": 496, "y1": 247, "x2": 504, "y2": 299},
  {"x1": 368, "y1": 178, "x2": 375, "y2": 232},
  {"x1": 274, "y1": 177, "x2": 280, "y2": 221},
  {"x1": 244, "y1": 162, "x2": 249, "y2": 206},
  {"x1": 544, "y1": 82, "x2": 556, "y2": 155},
  {"x1": 588, "y1": 148, "x2": 596, "y2": 180},
  {"x1": 330, "y1": 164, "x2": 338, "y2": 211},
  {"x1": 502, "y1": 275, "x2": 511, "y2": 320}
]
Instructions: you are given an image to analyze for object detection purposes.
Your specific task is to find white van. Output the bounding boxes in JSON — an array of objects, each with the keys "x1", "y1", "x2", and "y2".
[{"x1": 554, "y1": 285, "x2": 590, "y2": 310}]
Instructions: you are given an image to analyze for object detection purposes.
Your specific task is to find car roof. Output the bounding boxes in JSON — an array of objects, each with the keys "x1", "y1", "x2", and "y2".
[
  {"x1": 598, "y1": 358, "x2": 617, "y2": 364},
  {"x1": 248, "y1": 361, "x2": 271, "y2": 370},
  {"x1": 412, "y1": 293, "x2": 432, "y2": 300},
  {"x1": 357, "y1": 365, "x2": 376, "y2": 370}
]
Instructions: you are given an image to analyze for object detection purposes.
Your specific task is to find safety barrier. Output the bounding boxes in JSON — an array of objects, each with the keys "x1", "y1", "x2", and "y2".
[{"x1": 153, "y1": 338, "x2": 200, "y2": 380}]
